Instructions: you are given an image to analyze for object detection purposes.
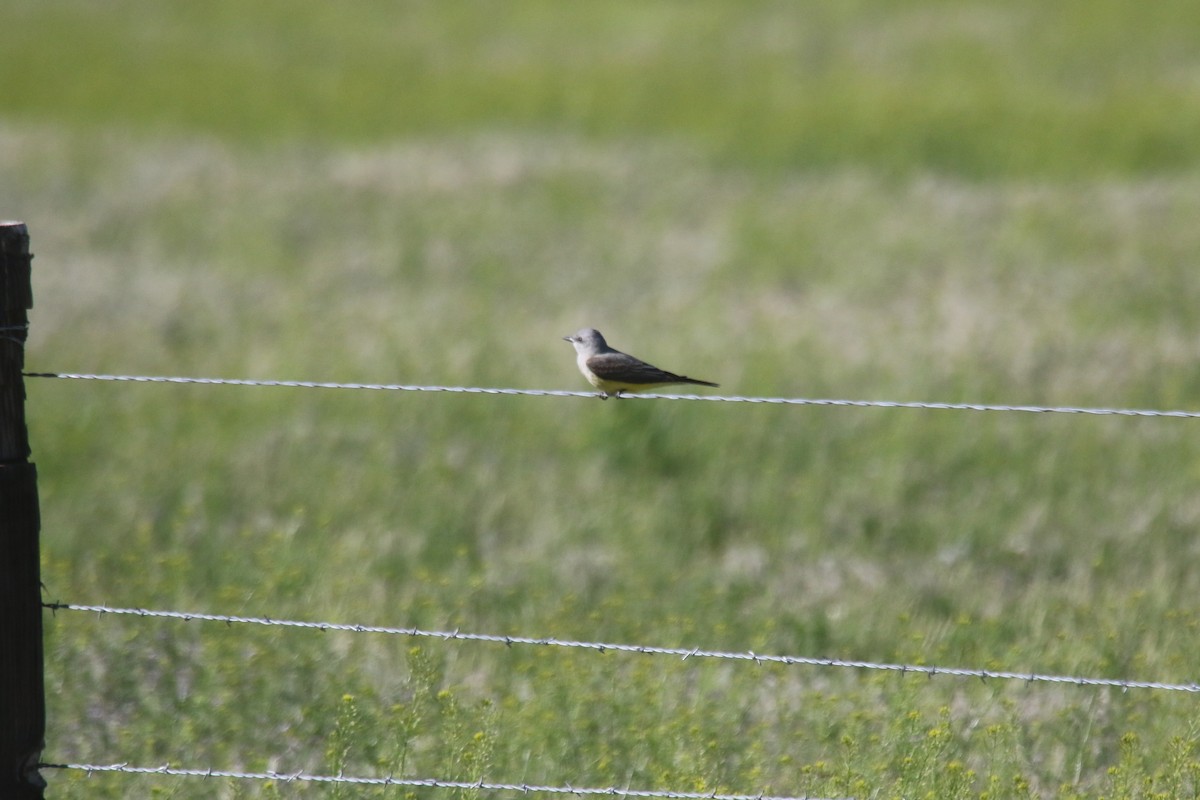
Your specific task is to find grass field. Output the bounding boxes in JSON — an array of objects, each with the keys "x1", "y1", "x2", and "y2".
[{"x1": 4, "y1": 2, "x2": 1200, "y2": 798}]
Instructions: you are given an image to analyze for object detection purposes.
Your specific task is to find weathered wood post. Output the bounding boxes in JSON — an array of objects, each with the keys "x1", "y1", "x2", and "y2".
[{"x1": 0, "y1": 221, "x2": 46, "y2": 798}]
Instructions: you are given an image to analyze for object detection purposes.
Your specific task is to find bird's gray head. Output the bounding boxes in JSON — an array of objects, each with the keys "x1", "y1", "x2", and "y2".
[{"x1": 563, "y1": 328, "x2": 608, "y2": 353}]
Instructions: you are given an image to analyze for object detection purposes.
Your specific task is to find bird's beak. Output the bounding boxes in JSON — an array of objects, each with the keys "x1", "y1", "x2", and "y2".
[{"x1": 562, "y1": 335, "x2": 573, "y2": 342}]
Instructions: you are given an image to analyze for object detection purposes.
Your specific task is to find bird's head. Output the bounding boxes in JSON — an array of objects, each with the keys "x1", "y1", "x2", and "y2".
[{"x1": 563, "y1": 328, "x2": 607, "y2": 353}]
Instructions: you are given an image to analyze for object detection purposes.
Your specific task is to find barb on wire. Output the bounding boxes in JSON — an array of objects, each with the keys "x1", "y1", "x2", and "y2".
[
  {"x1": 40, "y1": 762, "x2": 833, "y2": 800},
  {"x1": 22, "y1": 371, "x2": 1200, "y2": 418},
  {"x1": 45, "y1": 602, "x2": 1200, "y2": 694}
]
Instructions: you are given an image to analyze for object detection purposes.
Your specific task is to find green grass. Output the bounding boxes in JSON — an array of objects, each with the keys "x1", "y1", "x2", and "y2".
[
  {"x1": 4, "y1": 2, "x2": 1200, "y2": 798},
  {"x1": 5, "y1": 0, "x2": 1200, "y2": 177}
]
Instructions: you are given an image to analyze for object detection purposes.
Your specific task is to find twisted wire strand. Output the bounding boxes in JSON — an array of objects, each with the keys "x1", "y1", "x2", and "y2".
[
  {"x1": 46, "y1": 603, "x2": 1200, "y2": 694},
  {"x1": 41, "y1": 761, "x2": 839, "y2": 799},
  {"x1": 24, "y1": 371, "x2": 1200, "y2": 417}
]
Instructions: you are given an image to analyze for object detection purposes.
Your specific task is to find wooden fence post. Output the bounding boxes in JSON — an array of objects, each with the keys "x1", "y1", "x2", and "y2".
[{"x1": 0, "y1": 221, "x2": 46, "y2": 798}]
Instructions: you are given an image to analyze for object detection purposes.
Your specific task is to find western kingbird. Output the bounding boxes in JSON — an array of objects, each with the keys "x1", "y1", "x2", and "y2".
[{"x1": 563, "y1": 328, "x2": 719, "y2": 399}]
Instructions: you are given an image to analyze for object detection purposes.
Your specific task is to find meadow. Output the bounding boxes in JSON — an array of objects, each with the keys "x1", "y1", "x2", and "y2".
[{"x1": 4, "y1": 1, "x2": 1200, "y2": 797}]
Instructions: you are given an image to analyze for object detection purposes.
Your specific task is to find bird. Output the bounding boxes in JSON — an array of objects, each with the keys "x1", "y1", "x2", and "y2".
[{"x1": 563, "y1": 328, "x2": 718, "y2": 399}]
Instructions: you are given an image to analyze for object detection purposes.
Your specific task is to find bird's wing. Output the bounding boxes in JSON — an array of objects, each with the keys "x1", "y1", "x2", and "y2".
[{"x1": 586, "y1": 352, "x2": 684, "y2": 385}]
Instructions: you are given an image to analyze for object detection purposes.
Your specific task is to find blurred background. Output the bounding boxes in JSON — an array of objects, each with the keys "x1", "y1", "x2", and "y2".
[{"x1": 4, "y1": 1, "x2": 1200, "y2": 797}]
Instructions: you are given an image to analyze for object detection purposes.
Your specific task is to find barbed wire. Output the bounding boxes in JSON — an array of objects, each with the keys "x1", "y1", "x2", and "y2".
[
  {"x1": 23, "y1": 371, "x2": 1200, "y2": 417},
  {"x1": 45, "y1": 602, "x2": 1200, "y2": 694},
  {"x1": 0, "y1": 322, "x2": 30, "y2": 346},
  {"x1": 42, "y1": 761, "x2": 839, "y2": 799},
  {"x1": 41, "y1": 761, "x2": 838, "y2": 799}
]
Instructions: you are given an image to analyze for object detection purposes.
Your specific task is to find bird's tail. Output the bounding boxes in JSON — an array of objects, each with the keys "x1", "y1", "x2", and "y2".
[{"x1": 681, "y1": 376, "x2": 719, "y2": 388}]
